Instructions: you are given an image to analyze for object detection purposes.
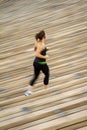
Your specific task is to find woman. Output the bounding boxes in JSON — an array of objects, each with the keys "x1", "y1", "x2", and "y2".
[{"x1": 25, "y1": 30, "x2": 50, "y2": 96}]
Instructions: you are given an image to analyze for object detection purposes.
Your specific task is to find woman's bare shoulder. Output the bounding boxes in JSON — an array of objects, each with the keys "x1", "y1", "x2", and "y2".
[{"x1": 34, "y1": 42, "x2": 42, "y2": 52}]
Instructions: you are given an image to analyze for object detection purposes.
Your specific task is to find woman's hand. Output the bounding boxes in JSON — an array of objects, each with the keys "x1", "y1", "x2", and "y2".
[{"x1": 45, "y1": 55, "x2": 49, "y2": 59}]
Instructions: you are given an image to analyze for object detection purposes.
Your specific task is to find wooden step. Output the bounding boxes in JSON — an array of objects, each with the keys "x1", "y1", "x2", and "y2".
[
  {"x1": 0, "y1": 95, "x2": 86, "y2": 129},
  {"x1": 76, "y1": 126, "x2": 87, "y2": 130},
  {"x1": 1, "y1": 108, "x2": 86, "y2": 130}
]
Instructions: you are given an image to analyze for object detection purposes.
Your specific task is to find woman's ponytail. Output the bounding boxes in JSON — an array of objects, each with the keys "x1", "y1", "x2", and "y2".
[{"x1": 35, "y1": 30, "x2": 45, "y2": 41}]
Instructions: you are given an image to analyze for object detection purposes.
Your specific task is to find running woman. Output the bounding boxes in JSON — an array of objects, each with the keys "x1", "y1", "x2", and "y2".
[{"x1": 25, "y1": 30, "x2": 50, "y2": 96}]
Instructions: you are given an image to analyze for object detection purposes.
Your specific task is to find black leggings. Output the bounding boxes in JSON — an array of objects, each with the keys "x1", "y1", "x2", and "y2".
[{"x1": 29, "y1": 62, "x2": 49, "y2": 86}]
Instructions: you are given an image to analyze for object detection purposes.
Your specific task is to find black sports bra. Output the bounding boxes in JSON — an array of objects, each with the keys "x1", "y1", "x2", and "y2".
[{"x1": 34, "y1": 47, "x2": 48, "y2": 63}]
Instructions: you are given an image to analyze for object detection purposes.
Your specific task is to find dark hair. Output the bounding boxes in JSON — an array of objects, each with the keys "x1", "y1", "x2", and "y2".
[{"x1": 35, "y1": 30, "x2": 46, "y2": 41}]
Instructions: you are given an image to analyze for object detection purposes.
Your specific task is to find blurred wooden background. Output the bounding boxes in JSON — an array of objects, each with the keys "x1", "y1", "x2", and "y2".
[{"x1": 0, "y1": 0, "x2": 87, "y2": 129}]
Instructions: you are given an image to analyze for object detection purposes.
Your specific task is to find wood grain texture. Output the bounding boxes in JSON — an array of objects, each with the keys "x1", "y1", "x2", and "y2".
[{"x1": 0, "y1": 0, "x2": 87, "y2": 130}]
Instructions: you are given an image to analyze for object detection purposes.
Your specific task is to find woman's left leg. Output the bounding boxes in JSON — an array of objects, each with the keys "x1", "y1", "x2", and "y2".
[{"x1": 25, "y1": 62, "x2": 41, "y2": 96}]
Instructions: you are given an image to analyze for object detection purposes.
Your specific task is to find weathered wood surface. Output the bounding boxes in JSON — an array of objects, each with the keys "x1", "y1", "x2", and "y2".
[{"x1": 0, "y1": 0, "x2": 87, "y2": 130}]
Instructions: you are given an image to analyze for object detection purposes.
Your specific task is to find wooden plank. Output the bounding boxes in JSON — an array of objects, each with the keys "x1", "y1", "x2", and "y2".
[
  {"x1": 1, "y1": 92, "x2": 85, "y2": 120},
  {"x1": 0, "y1": 80, "x2": 87, "y2": 107},
  {"x1": 0, "y1": 93, "x2": 86, "y2": 119},
  {"x1": 2, "y1": 105, "x2": 86, "y2": 130},
  {"x1": 0, "y1": 97, "x2": 87, "y2": 130},
  {"x1": 59, "y1": 121, "x2": 87, "y2": 130},
  {"x1": 8, "y1": 119, "x2": 87, "y2": 130},
  {"x1": 11, "y1": 110, "x2": 87, "y2": 130},
  {"x1": 76, "y1": 126, "x2": 87, "y2": 130},
  {"x1": 0, "y1": 86, "x2": 87, "y2": 118}
]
